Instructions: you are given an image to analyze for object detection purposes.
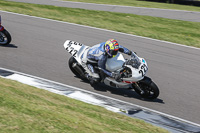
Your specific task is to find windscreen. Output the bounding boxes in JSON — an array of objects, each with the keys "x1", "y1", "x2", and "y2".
[{"x1": 126, "y1": 52, "x2": 141, "y2": 69}]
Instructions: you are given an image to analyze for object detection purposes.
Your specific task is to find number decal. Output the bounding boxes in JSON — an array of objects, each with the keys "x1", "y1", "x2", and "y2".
[
  {"x1": 139, "y1": 70, "x2": 144, "y2": 77},
  {"x1": 74, "y1": 42, "x2": 77, "y2": 45},
  {"x1": 69, "y1": 47, "x2": 74, "y2": 54},
  {"x1": 73, "y1": 50, "x2": 78, "y2": 57},
  {"x1": 139, "y1": 64, "x2": 148, "y2": 77},
  {"x1": 65, "y1": 41, "x2": 83, "y2": 57}
]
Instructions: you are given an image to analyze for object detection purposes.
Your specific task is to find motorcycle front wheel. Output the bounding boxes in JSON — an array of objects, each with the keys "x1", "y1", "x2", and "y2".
[
  {"x1": 134, "y1": 80, "x2": 159, "y2": 100},
  {"x1": 0, "y1": 29, "x2": 11, "y2": 45}
]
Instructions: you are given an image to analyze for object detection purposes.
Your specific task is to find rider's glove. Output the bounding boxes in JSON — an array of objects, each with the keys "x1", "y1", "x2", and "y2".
[
  {"x1": 132, "y1": 51, "x2": 137, "y2": 55},
  {"x1": 128, "y1": 51, "x2": 132, "y2": 55},
  {"x1": 128, "y1": 51, "x2": 137, "y2": 56},
  {"x1": 112, "y1": 72, "x2": 121, "y2": 82},
  {"x1": 130, "y1": 52, "x2": 137, "y2": 59}
]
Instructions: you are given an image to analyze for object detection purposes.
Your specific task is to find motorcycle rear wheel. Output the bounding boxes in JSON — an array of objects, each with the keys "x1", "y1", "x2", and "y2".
[
  {"x1": 0, "y1": 29, "x2": 11, "y2": 45},
  {"x1": 68, "y1": 56, "x2": 85, "y2": 80},
  {"x1": 134, "y1": 80, "x2": 159, "y2": 99}
]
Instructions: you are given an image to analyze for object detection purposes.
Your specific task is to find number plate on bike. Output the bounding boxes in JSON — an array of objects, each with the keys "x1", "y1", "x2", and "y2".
[{"x1": 64, "y1": 40, "x2": 83, "y2": 57}]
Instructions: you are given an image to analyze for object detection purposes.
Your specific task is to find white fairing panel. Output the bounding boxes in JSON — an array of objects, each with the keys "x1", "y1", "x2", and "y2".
[
  {"x1": 123, "y1": 57, "x2": 148, "y2": 82},
  {"x1": 64, "y1": 40, "x2": 89, "y2": 64},
  {"x1": 123, "y1": 65, "x2": 144, "y2": 82},
  {"x1": 106, "y1": 53, "x2": 125, "y2": 72}
]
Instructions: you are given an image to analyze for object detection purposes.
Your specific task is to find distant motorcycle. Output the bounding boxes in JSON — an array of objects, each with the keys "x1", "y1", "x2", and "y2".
[
  {"x1": 0, "y1": 15, "x2": 11, "y2": 45},
  {"x1": 64, "y1": 40, "x2": 160, "y2": 99}
]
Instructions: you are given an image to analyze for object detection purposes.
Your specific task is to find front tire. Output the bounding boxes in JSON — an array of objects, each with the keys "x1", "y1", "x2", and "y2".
[
  {"x1": 0, "y1": 29, "x2": 11, "y2": 45},
  {"x1": 134, "y1": 78, "x2": 159, "y2": 100}
]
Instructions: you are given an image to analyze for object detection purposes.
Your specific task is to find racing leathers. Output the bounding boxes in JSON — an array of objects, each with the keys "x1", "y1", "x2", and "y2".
[{"x1": 81, "y1": 42, "x2": 132, "y2": 81}]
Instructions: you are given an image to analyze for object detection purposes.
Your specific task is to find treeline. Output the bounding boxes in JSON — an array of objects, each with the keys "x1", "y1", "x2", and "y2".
[{"x1": 143, "y1": 0, "x2": 200, "y2": 6}]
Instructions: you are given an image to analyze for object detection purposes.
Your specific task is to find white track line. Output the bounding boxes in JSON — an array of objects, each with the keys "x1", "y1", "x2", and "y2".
[
  {"x1": 1, "y1": 67, "x2": 200, "y2": 127},
  {"x1": 0, "y1": 10, "x2": 200, "y2": 50},
  {"x1": 53, "y1": 0, "x2": 200, "y2": 13}
]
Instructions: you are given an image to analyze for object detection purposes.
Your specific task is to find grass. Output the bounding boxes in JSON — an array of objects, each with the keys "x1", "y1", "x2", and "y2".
[
  {"x1": 63, "y1": 0, "x2": 200, "y2": 12},
  {"x1": 0, "y1": 0, "x2": 200, "y2": 48},
  {"x1": 0, "y1": 77, "x2": 168, "y2": 133}
]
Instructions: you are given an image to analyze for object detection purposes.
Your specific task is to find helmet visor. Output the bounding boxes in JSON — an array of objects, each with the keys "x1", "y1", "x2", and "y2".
[{"x1": 110, "y1": 50, "x2": 118, "y2": 57}]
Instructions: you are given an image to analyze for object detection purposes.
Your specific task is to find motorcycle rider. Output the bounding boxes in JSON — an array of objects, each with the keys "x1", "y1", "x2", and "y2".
[{"x1": 82, "y1": 39, "x2": 133, "y2": 84}]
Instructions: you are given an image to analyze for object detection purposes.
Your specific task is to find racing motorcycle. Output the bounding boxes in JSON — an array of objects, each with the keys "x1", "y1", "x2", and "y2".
[
  {"x1": 64, "y1": 40, "x2": 159, "y2": 99},
  {"x1": 0, "y1": 15, "x2": 11, "y2": 45}
]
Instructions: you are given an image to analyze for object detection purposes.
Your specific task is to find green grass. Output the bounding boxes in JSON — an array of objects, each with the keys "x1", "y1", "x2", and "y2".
[
  {"x1": 0, "y1": 0, "x2": 200, "y2": 47},
  {"x1": 64, "y1": 0, "x2": 200, "y2": 12},
  {"x1": 0, "y1": 77, "x2": 168, "y2": 133}
]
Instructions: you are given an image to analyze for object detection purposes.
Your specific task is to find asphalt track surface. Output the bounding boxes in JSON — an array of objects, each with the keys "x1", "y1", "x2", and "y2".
[
  {"x1": 1, "y1": 11, "x2": 200, "y2": 126},
  {"x1": 6, "y1": 0, "x2": 200, "y2": 22}
]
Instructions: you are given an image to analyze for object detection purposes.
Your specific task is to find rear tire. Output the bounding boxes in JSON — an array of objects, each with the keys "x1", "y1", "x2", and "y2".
[
  {"x1": 68, "y1": 56, "x2": 85, "y2": 80},
  {"x1": 0, "y1": 29, "x2": 11, "y2": 45}
]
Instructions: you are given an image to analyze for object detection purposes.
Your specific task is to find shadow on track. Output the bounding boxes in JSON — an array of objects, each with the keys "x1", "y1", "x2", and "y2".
[
  {"x1": 0, "y1": 44, "x2": 18, "y2": 48},
  {"x1": 78, "y1": 77, "x2": 164, "y2": 104}
]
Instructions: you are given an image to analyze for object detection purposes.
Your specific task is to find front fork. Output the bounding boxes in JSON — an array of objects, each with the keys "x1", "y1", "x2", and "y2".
[
  {"x1": 132, "y1": 83, "x2": 145, "y2": 94},
  {"x1": 132, "y1": 76, "x2": 152, "y2": 94}
]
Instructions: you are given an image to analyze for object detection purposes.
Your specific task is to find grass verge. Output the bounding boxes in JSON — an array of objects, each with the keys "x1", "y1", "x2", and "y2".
[
  {"x1": 0, "y1": 77, "x2": 168, "y2": 133},
  {"x1": 0, "y1": 0, "x2": 200, "y2": 47},
  {"x1": 63, "y1": 0, "x2": 200, "y2": 12}
]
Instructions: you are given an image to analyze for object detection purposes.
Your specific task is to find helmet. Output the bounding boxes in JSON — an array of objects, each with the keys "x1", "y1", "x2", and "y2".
[{"x1": 105, "y1": 39, "x2": 119, "y2": 58}]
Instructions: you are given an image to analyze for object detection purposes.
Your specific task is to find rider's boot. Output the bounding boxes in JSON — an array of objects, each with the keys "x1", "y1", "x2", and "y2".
[
  {"x1": 99, "y1": 70, "x2": 106, "y2": 83},
  {"x1": 85, "y1": 73, "x2": 96, "y2": 85}
]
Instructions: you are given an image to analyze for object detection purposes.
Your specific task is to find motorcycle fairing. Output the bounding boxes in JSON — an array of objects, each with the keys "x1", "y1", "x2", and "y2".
[
  {"x1": 122, "y1": 57, "x2": 148, "y2": 82},
  {"x1": 0, "y1": 16, "x2": 4, "y2": 31},
  {"x1": 106, "y1": 53, "x2": 125, "y2": 72},
  {"x1": 0, "y1": 26, "x2": 4, "y2": 31},
  {"x1": 64, "y1": 40, "x2": 89, "y2": 64}
]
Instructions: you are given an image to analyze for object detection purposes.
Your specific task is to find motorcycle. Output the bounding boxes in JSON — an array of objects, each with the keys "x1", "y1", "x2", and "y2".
[
  {"x1": 0, "y1": 15, "x2": 11, "y2": 45},
  {"x1": 64, "y1": 40, "x2": 159, "y2": 99}
]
